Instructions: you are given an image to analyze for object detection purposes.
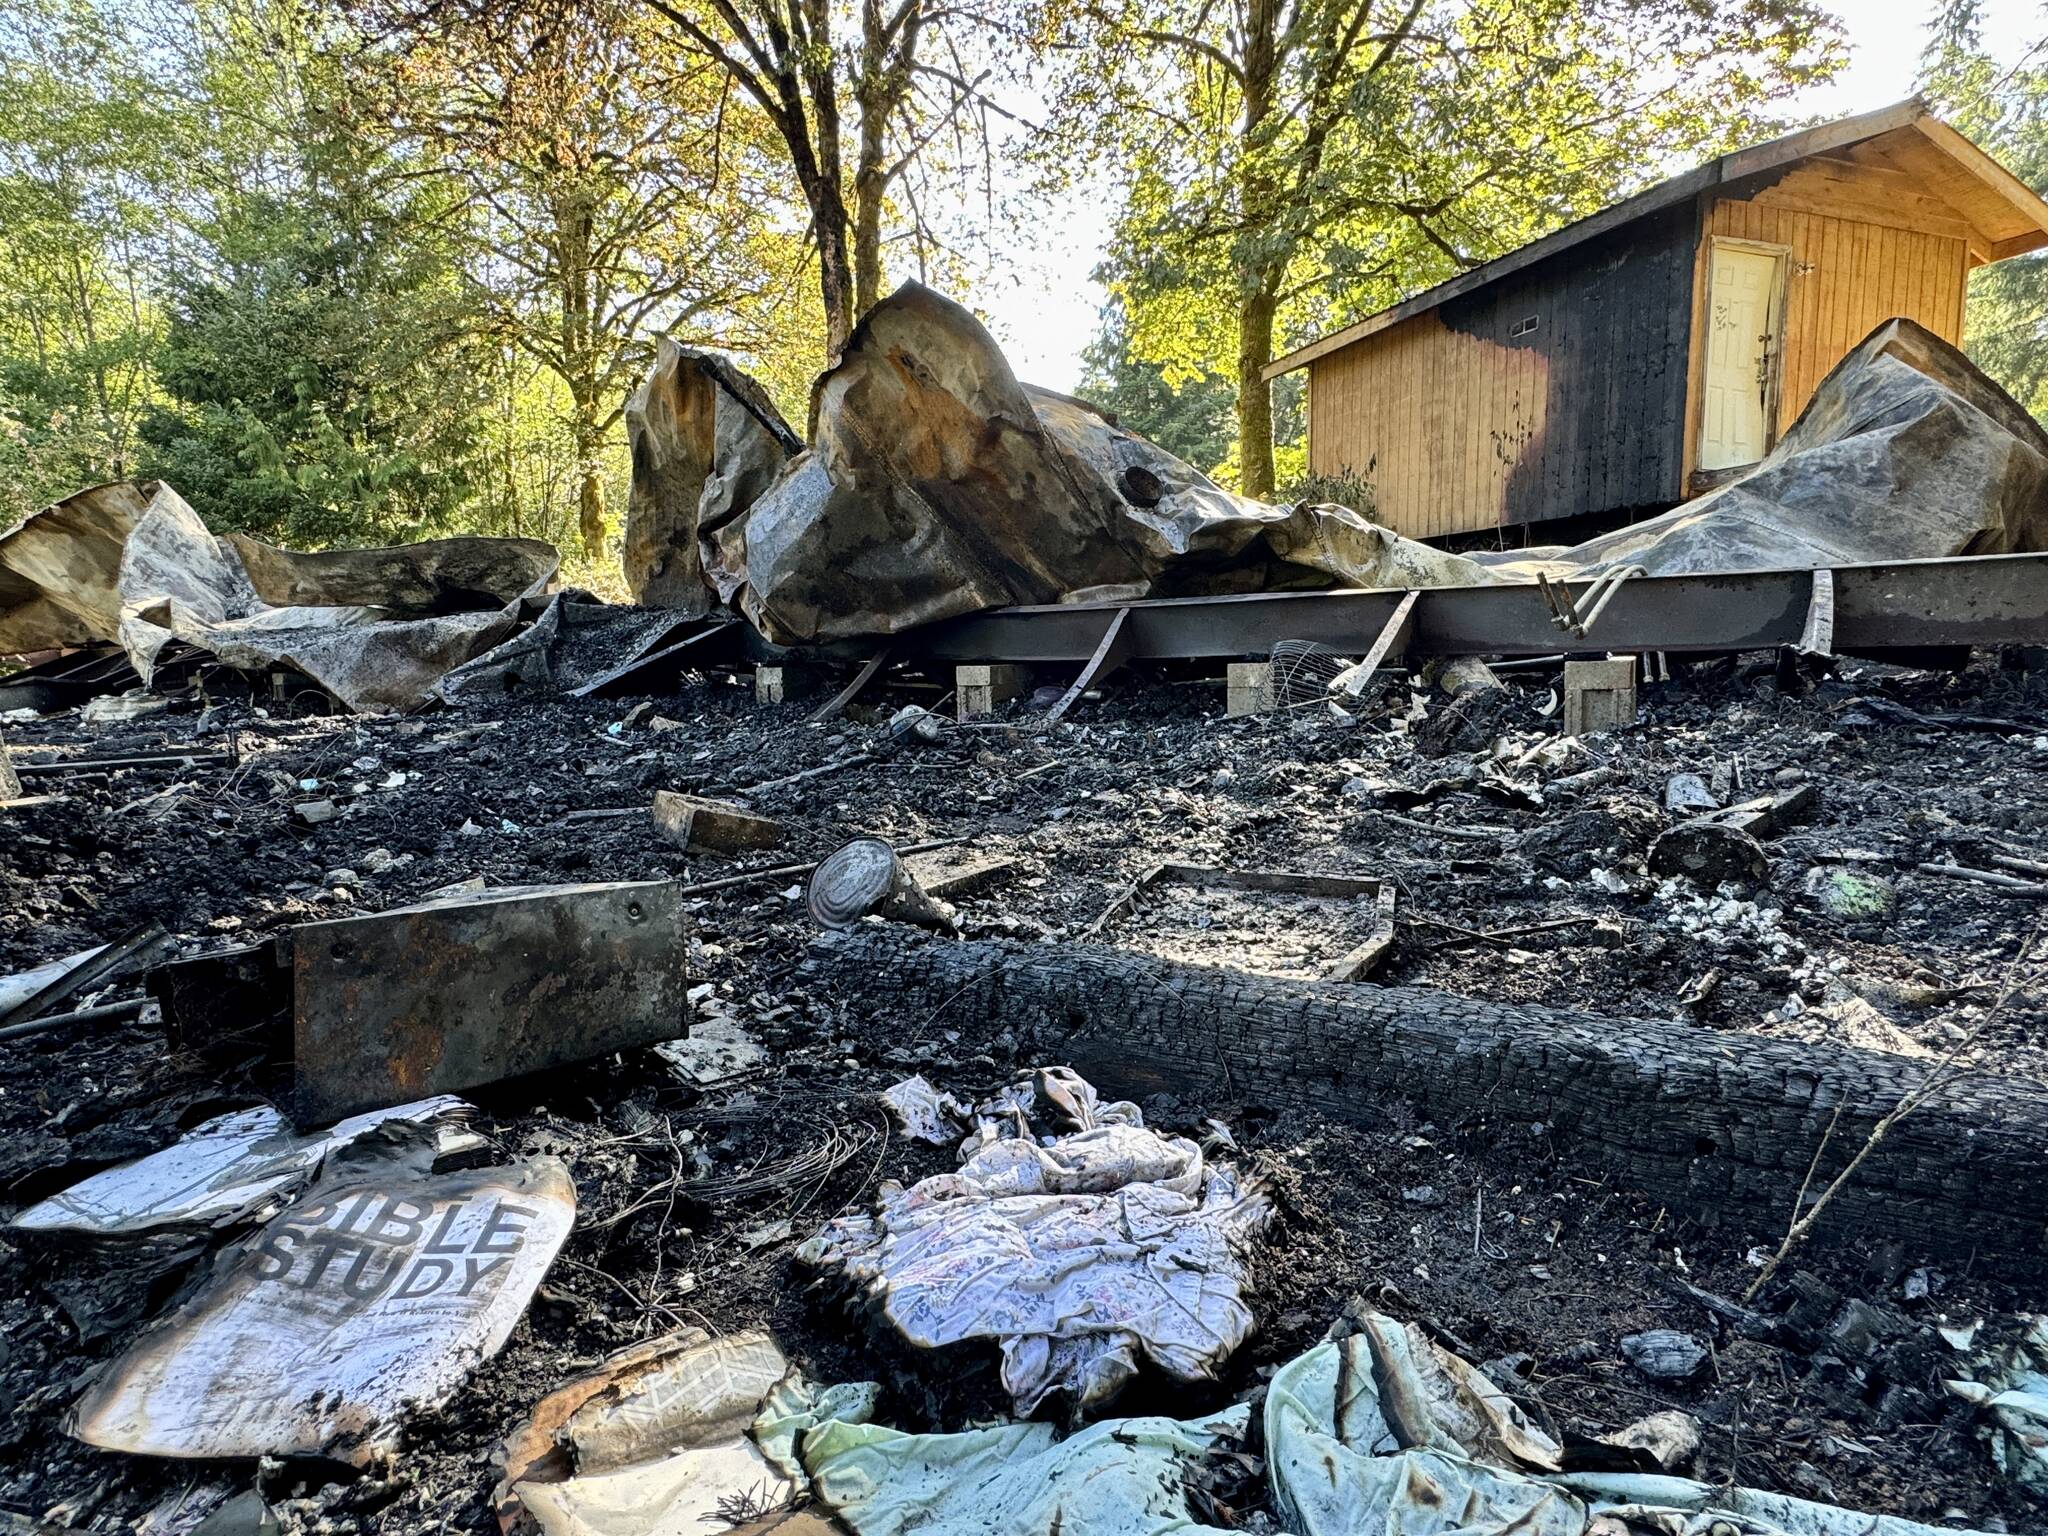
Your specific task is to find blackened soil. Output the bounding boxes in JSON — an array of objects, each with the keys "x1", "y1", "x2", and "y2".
[{"x1": 3, "y1": 651, "x2": 2047, "y2": 1532}]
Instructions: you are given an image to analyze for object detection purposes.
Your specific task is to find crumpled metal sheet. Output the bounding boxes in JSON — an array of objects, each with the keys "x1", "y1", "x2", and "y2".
[
  {"x1": 1267, "y1": 1310, "x2": 2003, "y2": 1536},
  {"x1": 798, "y1": 1067, "x2": 1271, "y2": 1414},
  {"x1": 0, "y1": 480, "x2": 558, "y2": 712},
  {"x1": 622, "y1": 339, "x2": 800, "y2": 611},
  {"x1": 70, "y1": 1142, "x2": 575, "y2": 1464},
  {"x1": 0, "y1": 481, "x2": 152, "y2": 653},
  {"x1": 663, "y1": 284, "x2": 1484, "y2": 643},
  {"x1": 1489, "y1": 318, "x2": 2048, "y2": 582},
  {"x1": 643, "y1": 300, "x2": 2048, "y2": 642}
]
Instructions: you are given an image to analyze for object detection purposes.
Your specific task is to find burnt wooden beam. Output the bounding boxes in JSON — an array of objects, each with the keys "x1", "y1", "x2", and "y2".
[{"x1": 802, "y1": 929, "x2": 2048, "y2": 1269}]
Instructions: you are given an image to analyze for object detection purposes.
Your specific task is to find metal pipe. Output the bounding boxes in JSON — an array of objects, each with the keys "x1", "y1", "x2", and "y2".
[
  {"x1": 0, "y1": 996, "x2": 160, "y2": 1044},
  {"x1": 14, "y1": 750, "x2": 234, "y2": 776}
]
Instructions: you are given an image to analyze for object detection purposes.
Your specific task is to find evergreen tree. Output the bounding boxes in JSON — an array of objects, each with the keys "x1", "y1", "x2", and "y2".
[
  {"x1": 1923, "y1": 0, "x2": 2048, "y2": 420},
  {"x1": 1078, "y1": 298, "x2": 1236, "y2": 473}
]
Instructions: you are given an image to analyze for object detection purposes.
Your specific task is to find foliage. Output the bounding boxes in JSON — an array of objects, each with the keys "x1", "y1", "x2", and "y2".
[
  {"x1": 139, "y1": 187, "x2": 491, "y2": 545},
  {"x1": 1277, "y1": 462, "x2": 1375, "y2": 516},
  {"x1": 0, "y1": 0, "x2": 186, "y2": 523},
  {"x1": 362, "y1": 0, "x2": 816, "y2": 554},
  {"x1": 1077, "y1": 297, "x2": 1236, "y2": 472},
  {"x1": 0, "y1": 0, "x2": 835, "y2": 559},
  {"x1": 1924, "y1": 0, "x2": 2048, "y2": 420}
]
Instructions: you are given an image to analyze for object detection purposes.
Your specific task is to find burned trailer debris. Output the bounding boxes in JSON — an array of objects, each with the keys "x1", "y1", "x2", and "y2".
[
  {"x1": 622, "y1": 339, "x2": 802, "y2": 613},
  {"x1": 625, "y1": 282, "x2": 1488, "y2": 644},
  {"x1": 620, "y1": 297, "x2": 2048, "y2": 656},
  {"x1": 0, "y1": 480, "x2": 560, "y2": 713},
  {"x1": 16, "y1": 285, "x2": 2048, "y2": 1536},
  {"x1": 11, "y1": 629, "x2": 2048, "y2": 1534}
]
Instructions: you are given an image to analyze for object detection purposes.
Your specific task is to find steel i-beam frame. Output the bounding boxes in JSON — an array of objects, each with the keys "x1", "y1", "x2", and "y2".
[{"x1": 881, "y1": 553, "x2": 2048, "y2": 665}]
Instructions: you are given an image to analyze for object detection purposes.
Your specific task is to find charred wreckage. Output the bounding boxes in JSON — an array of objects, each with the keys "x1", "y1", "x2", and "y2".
[{"x1": 5, "y1": 285, "x2": 2048, "y2": 1536}]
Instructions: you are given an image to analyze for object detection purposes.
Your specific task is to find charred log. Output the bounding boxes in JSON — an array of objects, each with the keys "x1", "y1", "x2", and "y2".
[{"x1": 803, "y1": 929, "x2": 2048, "y2": 1270}]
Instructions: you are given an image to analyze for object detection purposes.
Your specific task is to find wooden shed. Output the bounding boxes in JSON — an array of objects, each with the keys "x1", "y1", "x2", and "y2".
[{"x1": 1266, "y1": 100, "x2": 2048, "y2": 542}]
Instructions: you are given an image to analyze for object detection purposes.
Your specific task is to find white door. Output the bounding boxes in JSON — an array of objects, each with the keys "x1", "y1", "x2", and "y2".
[{"x1": 1699, "y1": 244, "x2": 1785, "y2": 471}]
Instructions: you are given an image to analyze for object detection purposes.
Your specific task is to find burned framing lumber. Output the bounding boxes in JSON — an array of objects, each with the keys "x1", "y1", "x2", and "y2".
[{"x1": 804, "y1": 930, "x2": 2048, "y2": 1268}]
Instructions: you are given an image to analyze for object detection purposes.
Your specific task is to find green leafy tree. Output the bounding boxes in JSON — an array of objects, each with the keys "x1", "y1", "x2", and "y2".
[
  {"x1": 1923, "y1": 0, "x2": 2048, "y2": 419},
  {"x1": 139, "y1": 191, "x2": 490, "y2": 545},
  {"x1": 131, "y1": 0, "x2": 491, "y2": 545},
  {"x1": 0, "y1": 0, "x2": 185, "y2": 523},
  {"x1": 1043, "y1": 0, "x2": 1845, "y2": 496},
  {"x1": 1078, "y1": 296, "x2": 1236, "y2": 472},
  {"x1": 361, "y1": 0, "x2": 815, "y2": 558}
]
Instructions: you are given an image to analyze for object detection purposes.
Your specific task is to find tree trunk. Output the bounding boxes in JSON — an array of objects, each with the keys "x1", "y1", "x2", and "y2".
[
  {"x1": 1231, "y1": 0, "x2": 1282, "y2": 501},
  {"x1": 1237, "y1": 284, "x2": 1278, "y2": 499},
  {"x1": 852, "y1": 150, "x2": 885, "y2": 321},
  {"x1": 810, "y1": 179, "x2": 856, "y2": 357},
  {"x1": 557, "y1": 199, "x2": 608, "y2": 559},
  {"x1": 852, "y1": 0, "x2": 890, "y2": 321},
  {"x1": 576, "y1": 457, "x2": 605, "y2": 560},
  {"x1": 802, "y1": 929, "x2": 2048, "y2": 1272}
]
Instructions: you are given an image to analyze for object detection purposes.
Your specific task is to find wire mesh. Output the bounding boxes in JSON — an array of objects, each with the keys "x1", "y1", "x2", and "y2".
[{"x1": 1267, "y1": 639, "x2": 1358, "y2": 715}]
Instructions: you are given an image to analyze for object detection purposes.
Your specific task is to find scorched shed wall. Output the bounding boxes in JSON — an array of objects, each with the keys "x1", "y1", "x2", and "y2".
[{"x1": 1304, "y1": 203, "x2": 1697, "y2": 539}]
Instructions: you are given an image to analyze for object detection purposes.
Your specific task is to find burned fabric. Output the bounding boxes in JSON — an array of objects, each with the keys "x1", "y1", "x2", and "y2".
[
  {"x1": 1266, "y1": 1310, "x2": 2005, "y2": 1536},
  {"x1": 798, "y1": 1066, "x2": 1270, "y2": 1414},
  {"x1": 802, "y1": 1405, "x2": 1250, "y2": 1536},
  {"x1": 1944, "y1": 1314, "x2": 2048, "y2": 1495}
]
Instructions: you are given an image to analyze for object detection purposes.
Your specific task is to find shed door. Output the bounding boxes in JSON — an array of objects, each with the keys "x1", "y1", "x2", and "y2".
[{"x1": 1699, "y1": 242, "x2": 1786, "y2": 472}]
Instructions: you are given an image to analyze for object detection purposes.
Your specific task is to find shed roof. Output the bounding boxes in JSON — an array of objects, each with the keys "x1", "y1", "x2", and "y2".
[{"x1": 1265, "y1": 99, "x2": 2048, "y2": 379}]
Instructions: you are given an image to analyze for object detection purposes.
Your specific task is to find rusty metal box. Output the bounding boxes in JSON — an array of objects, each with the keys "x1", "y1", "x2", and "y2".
[{"x1": 292, "y1": 880, "x2": 688, "y2": 1121}]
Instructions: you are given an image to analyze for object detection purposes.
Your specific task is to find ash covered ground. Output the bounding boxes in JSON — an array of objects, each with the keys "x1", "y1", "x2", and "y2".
[{"x1": 3, "y1": 647, "x2": 2047, "y2": 1533}]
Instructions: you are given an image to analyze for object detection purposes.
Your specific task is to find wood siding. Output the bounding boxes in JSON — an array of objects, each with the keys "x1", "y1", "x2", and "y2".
[
  {"x1": 1680, "y1": 170, "x2": 1968, "y2": 483},
  {"x1": 1304, "y1": 151, "x2": 1976, "y2": 540},
  {"x1": 1306, "y1": 204, "x2": 1696, "y2": 539}
]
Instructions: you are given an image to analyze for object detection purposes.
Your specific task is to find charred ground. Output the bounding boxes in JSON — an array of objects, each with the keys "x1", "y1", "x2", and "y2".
[{"x1": 2, "y1": 649, "x2": 2046, "y2": 1532}]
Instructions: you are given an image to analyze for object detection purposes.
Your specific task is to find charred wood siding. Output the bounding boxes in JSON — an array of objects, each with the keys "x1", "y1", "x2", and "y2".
[{"x1": 1306, "y1": 204, "x2": 1695, "y2": 539}]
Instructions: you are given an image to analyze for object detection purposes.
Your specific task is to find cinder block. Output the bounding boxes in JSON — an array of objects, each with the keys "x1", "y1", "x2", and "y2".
[
  {"x1": 754, "y1": 665, "x2": 817, "y2": 705},
  {"x1": 956, "y1": 664, "x2": 1032, "y2": 720},
  {"x1": 1226, "y1": 662, "x2": 1275, "y2": 718},
  {"x1": 1563, "y1": 656, "x2": 1637, "y2": 736}
]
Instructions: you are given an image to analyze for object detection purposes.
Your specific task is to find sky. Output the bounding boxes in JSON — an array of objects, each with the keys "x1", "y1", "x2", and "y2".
[{"x1": 977, "y1": 0, "x2": 2039, "y2": 391}]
